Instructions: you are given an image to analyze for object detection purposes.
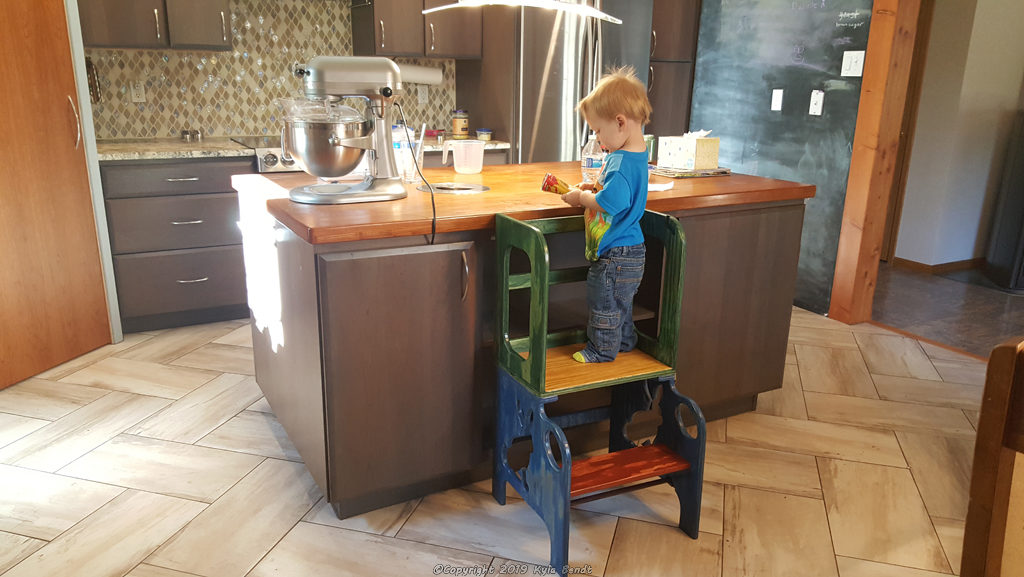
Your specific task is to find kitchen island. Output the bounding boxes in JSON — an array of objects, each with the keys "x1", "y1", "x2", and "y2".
[{"x1": 234, "y1": 161, "x2": 814, "y2": 518}]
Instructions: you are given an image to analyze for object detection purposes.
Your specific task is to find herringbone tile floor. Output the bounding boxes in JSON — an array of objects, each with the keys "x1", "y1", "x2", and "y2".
[{"x1": 0, "y1": 308, "x2": 989, "y2": 576}]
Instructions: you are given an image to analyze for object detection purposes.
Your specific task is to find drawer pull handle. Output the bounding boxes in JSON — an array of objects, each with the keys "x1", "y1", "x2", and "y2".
[
  {"x1": 166, "y1": 177, "x2": 199, "y2": 182},
  {"x1": 176, "y1": 277, "x2": 209, "y2": 284},
  {"x1": 171, "y1": 219, "x2": 204, "y2": 225},
  {"x1": 461, "y1": 250, "x2": 469, "y2": 302}
]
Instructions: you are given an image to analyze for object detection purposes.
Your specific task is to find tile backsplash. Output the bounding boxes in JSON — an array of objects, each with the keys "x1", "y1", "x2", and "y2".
[{"x1": 86, "y1": 0, "x2": 456, "y2": 139}]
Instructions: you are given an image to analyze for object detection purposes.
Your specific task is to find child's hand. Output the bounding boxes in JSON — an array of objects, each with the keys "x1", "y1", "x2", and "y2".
[
  {"x1": 578, "y1": 182, "x2": 597, "y2": 191},
  {"x1": 561, "y1": 189, "x2": 582, "y2": 207}
]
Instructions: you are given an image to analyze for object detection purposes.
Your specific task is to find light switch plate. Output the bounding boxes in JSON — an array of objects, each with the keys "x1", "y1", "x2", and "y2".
[
  {"x1": 809, "y1": 90, "x2": 824, "y2": 116},
  {"x1": 841, "y1": 50, "x2": 865, "y2": 77},
  {"x1": 771, "y1": 89, "x2": 784, "y2": 111},
  {"x1": 130, "y1": 81, "x2": 146, "y2": 103}
]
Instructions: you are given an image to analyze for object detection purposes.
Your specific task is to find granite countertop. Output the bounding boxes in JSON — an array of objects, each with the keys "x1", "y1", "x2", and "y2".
[{"x1": 95, "y1": 137, "x2": 511, "y2": 161}]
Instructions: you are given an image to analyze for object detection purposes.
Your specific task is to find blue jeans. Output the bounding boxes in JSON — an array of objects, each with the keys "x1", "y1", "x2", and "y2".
[{"x1": 579, "y1": 243, "x2": 646, "y2": 362}]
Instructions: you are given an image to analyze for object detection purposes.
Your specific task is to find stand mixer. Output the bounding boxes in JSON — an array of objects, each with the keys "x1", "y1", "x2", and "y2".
[{"x1": 283, "y1": 56, "x2": 442, "y2": 204}]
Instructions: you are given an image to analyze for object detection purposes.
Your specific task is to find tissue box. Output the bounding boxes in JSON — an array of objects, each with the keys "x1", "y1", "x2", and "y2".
[{"x1": 658, "y1": 136, "x2": 720, "y2": 170}]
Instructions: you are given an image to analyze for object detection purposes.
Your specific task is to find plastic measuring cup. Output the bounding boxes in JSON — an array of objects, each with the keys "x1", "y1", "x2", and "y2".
[{"x1": 442, "y1": 139, "x2": 485, "y2": 174}]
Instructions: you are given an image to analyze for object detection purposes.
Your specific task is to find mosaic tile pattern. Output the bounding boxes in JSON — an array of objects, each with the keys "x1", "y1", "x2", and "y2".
[{"x1": 86, "y1": 0, "x2": 457, "y2": 139}]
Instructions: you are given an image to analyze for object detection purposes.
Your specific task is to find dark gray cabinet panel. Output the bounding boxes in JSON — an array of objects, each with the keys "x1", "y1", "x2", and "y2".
[
  {"x1": 423, "y1": 0, "x2": 481, "y2": 58},
  {"x1": 79, "y1": 0, "x2": 169, "y2": 49},
  {"x1": 101, "y1": 159, "x2": 254, "y2": 198},
  {"x1": 113, "y1": 245, "x2": 246, "y2": 318},
  {"x1": 106, "y1": 192, "x2": 242, "y2": 254},
  {"x1": 166, "y1": 0, "x2": 231, "y2": 50},
  {"x1": 651, "y1": 0, "x2": 700, "y2": 62},
  {"x1": 648, "y1": 61, "x2": 693, "y2": 136},
  {"x1": 318, "y1": 242, "x2": 482, "y2": 515},
  {"x1": 352, "y1": 0, "x2": 425, "y2": 57}
]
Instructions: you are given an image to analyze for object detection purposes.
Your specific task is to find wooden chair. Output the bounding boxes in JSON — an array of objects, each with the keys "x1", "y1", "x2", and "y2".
[
  {"x1": 962, "y1": 337, "x2": 1024, "y2": 577},
  {"x1": 493, "y1": 211, "x2": 705, "y2": 575}
]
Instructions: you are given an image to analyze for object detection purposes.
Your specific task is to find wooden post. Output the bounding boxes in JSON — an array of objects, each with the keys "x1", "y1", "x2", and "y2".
[{"x1": 828, "y1": 0, "x2": 921, "y2": 323}]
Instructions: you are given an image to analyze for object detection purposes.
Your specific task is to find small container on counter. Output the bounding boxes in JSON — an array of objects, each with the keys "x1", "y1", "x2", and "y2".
[
  {"x1": 425, "y1": 129, "x2": 445, "y2": 144},
  {"x1": 475, "y1": 128, "x2": 492, "y2": 141},
  {"x1": 451, "y1": 109, "x2": 470, "y2": 140}
]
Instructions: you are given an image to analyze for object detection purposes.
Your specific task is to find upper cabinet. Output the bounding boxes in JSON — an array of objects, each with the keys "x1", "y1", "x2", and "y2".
[
  {"x1": 352, "y1": 0, "x2": 425, "y2": 57},
  {"x1": 79, "y1": 0, "x2": 231, "y2": 50},
  {"x1": 423, "y1": 0, "x2": 481, "y2": 58},
  {"x1": 650, "y1": 0, "x2": 699, "y2": 62},
  {"x1": 79, "y1": 0, "x2": 169, "y2": 49}
]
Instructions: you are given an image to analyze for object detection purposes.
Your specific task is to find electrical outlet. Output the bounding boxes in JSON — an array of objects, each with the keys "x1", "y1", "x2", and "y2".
[
  {"x1": 771, "y1": 89, "x2": 784, "y2": 111},
  {"x1": 130, "y1": 81, "x2": 146, "y2": 103},
  {"x1": 841, "y1": 50, "x2": 865, "y2": 77},
  {"x1": 809, "y1": 90, "x2": 824, "y2": 116},
  {"x1": 418, "y1": 85, "x2": 429, "y2": 105}
]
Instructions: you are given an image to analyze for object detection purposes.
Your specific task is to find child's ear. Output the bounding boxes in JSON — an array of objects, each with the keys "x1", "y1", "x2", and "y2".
[{"x1": 616, "y1": 114, "x2": 627, "y2": 129}]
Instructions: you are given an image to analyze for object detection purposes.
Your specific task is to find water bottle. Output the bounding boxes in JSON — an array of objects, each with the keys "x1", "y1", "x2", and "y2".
[
  {"x1": 581, "y1": 133, "x2": 605, "y2": 185},
  {"x1": 391, "y1": 124, "x2": 413, "y2": 179}
]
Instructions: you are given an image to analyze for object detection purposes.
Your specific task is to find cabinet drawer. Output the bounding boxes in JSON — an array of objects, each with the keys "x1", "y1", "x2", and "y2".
[
  {"x1": 101, "y1": 159, "x2": 254, "y2": 198},
  {"x1": 107, "y1": 193, "x2": 241, "y2": 254},
  {"x1": 114, "y1": 245, "x2": 246, "y2": 318}
]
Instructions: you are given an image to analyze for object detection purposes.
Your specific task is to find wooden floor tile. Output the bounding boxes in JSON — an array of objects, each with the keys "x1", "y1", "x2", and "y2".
[
  {"x1": 896, "y1": 432, "x2": 974, "y2": 520},
  {"x1": 795, "y1": 344, "x2": 878, "y2": 398},
  {"x1": 3, "y1": 490, "x2": 204, "y2": 577},
  {"x1": 0, "y1": 378, "x2": 108, "y2": 420},
  {"x1": 115, "y1": 322, "x2": 241, "y2": 364},
  {"x1": 931, "y1": 517, "x2": 964, "y2": 575},
  {"x1": 126, "y1": 565, "x2": 201, "y2": 577},
  {"x1": 786, "y1": 343, "x2": 797, "y2": 364},
  {"x1": 147, "y1": 458, "x2": 320, "y2": 577},
  {"x1": 755, "y1": 363, "x2": 807, "y2": 420},
  {"x1": 789, "y1": 325, "x2": 860, "y2": 349},
  {"x1": 35, "y1": 332, "x2": 154, "y2": 380},
  {"x1": 248, "y1": 521, "x2": 493, "y2": 577},
  {"x1": 246, "y1": 397, "x2": 273, "y2": 414},
  {"x1": 59, "y1": 434, "x2": 263, "y2": 503},
  {"x1": 127, "y1": 374, "x2": 262, "y2": 443},
  {"x1": 0, "y1": 464, "x2": 123, "y2": 539},
  {"x1": 397, "y1": 488, "x2": 617, "y2": 573},
  {"x1": 170, "y1": 343, "x2": 255, "y2": 375},
  {"x1": 0, "y1": 531, "x2": 44, "y2": 574},
  {"x1": 196, "y1": 411, "x2": 301, "y2": 461},
  {"x1": 727, "y1": 412, "x2": 906, "y2": 467},
  {"x1": 855, "y1": 333, "x2": 942, "y2": 380},
  {"x1": 930, "y1": 357, "x2": 987, "y2": 386},
  {"x1": 819, "y1": 459, "x2": 948, "y2": 572},
  {"x1": 920, "y1": 341, "x2": 978, "y2": 363},
  {"x1": 490, "y1": 558, "x2": 550, "y2": 574},
  {"x1": 704, "y1": 441, "x2": 822, "y2": 499},
  {"x1": 723, "y1": 486, "x2": 838, "y2": 577},
  {"x1": 0, "y1": 413, "x2": 48, "y2": 449},
  {"x1": 804, "y1": 392, "x2": 975, "y2": 437},
  {"x1": 964, "y1": 409, "x2": 980, "y2": 430},
  {"x1": 0, "y1": 392, "x2": 169, "y2": 472},
  {"x1": 605, "y1": 519, "x2": 721, "y2": 577},
  {"x1": 60, "y1": 356, "x2": 219, "y2": 399},
  {"x1": 213, "y1": 324, "x2": 253, "y2": 348},
  {"x1": 791, "y1": 308, "x2": 893, "y2": 335},
  {"x1": 835, "y1": 556, "x2": 952, "y2": 577},
  {"x1": 303, "y1": 497, "x2": 420, "y2": 537},
  {"x1": 874, "y1": 373, "x2": 983, "y2": 410},
  {"x1": 573, "y1": 480, "x2": 724, "y2": 535}
]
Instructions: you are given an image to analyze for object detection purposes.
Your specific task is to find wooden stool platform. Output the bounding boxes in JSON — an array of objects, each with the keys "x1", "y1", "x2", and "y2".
[
  {"x1": 570, "y1": 443, "x2": 690, "y2": 499},
  {"x1": 521, "y1": 344, "x2": 674, "y2": 396}
]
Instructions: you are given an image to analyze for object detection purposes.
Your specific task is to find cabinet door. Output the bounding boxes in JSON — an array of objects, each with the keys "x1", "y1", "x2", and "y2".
[
  {"x1": 318, "y1": 242, "x2": 479, "y2": 512},
  {"x1": 352, "y1": 0, "x2": 424, "y2": 57},
  {"x1": 423, "y1": 0, "x2": 481, "y2": 58},
  {"x1": 647, "y1": 61, "x2": 693, "y2": 136},
  {"x1": 79, "y1": 0, "x2": 169, "y2": 48},
  {"x1": 650, "y1": 0, "x2": 699, "y2": 62},
  {"x1": 166, "y1": 0, "x2": 231, "y2": 50}
]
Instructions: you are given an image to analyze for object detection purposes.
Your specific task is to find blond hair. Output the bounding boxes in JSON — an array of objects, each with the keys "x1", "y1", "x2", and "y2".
[{"x1": 577, "y1": 66, "x2": 652, "y2": 125}]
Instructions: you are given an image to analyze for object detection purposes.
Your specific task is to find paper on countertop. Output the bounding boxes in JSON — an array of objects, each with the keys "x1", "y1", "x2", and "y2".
[{"x1": 648, "y1": 180, "x2": 674, "y2": 191}]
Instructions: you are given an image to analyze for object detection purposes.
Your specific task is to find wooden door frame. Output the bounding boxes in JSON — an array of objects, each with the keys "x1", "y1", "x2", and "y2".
[{"x1": 829, "y1": 0, "x2": 925, "y2": 323}]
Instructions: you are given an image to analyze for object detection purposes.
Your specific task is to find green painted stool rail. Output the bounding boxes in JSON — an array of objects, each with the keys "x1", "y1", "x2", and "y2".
[{"x1": 495, "y1": 210, "x2": 686, "y2": 397}]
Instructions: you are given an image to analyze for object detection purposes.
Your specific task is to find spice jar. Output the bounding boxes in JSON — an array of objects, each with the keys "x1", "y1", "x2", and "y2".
[{"x1": 451, "y1": 109, "x2": 470, "y2": 140}]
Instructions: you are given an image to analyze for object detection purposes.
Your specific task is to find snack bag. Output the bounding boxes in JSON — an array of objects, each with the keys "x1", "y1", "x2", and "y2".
[{"x1": 541, "y1": 173, "x2": 570, "y2": 194}]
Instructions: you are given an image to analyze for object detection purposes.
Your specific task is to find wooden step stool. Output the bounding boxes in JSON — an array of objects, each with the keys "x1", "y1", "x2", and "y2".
[{"x1": 493, "y1": 211, "x2": 706, "y2": 575}]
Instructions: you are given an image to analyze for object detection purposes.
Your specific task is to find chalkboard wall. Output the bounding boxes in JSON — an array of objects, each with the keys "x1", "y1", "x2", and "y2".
[{"x1": 690, "y1": 0, "x2": 873, "y2": 314}]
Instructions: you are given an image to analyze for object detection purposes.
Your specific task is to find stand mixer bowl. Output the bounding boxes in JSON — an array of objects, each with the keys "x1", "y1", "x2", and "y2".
[{"x1": 283, "y1": 117, "x2": 372, "y2": 179}]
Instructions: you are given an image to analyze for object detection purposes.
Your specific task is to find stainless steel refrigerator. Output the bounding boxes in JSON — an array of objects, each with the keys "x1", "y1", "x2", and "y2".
[{"x1": 455, "y1": 0, "x2": 653, "y2": 164}]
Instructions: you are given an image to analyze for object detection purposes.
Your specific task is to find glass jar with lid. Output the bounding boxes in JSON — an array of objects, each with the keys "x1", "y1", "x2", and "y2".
[{"x1": 451, "y1": 109, "x2": 470, "y2": 140}]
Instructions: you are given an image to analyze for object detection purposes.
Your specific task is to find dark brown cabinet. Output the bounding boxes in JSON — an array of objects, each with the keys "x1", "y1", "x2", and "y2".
[
  {"x1": 650, "y1": 0, "x2": 699, "y2": 61},
  {"x1": 79, "y1": 0, "x2": 231, "y2": 50},
  {"x1": 166, "y1": 0, "x2": 231, "y2": 50},
  {"x1": 352, "y1": 0, "x2": 425, "y2": 57},
  {"x1": 647, "y1": 61, "x2": 693, "y2": 136},
  {"x1": 79, "y1": 0, "x2": 169, "y2": 49},
  {"x1": 423, "y1": 0, "x2": 481, "y2": 58}
]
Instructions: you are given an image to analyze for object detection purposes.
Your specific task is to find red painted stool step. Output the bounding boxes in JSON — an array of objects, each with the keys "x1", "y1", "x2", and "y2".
[{"x1": 570, "y1": 444, "x2": 690, "y2": 499}]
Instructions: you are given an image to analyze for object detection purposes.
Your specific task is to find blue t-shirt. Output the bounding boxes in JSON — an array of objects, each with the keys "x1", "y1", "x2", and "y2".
[{"x1": 585, "y1": 150, "x2": 648, "y2": 260}]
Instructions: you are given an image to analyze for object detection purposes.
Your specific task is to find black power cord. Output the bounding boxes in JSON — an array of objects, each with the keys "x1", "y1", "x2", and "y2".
[{"x1": 394, "y1": 102, "x2": 436, "y2": 245}]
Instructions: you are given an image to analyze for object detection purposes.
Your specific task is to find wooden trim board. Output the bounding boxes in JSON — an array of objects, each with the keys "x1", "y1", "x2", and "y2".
[{"x1": 891, "y1": 256, "x2": 987, "y2": 274}]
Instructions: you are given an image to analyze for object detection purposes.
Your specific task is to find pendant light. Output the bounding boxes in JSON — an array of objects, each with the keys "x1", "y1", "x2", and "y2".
[{"x1": 422, "y1": 0, "x2": 622, "y2": 25}]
